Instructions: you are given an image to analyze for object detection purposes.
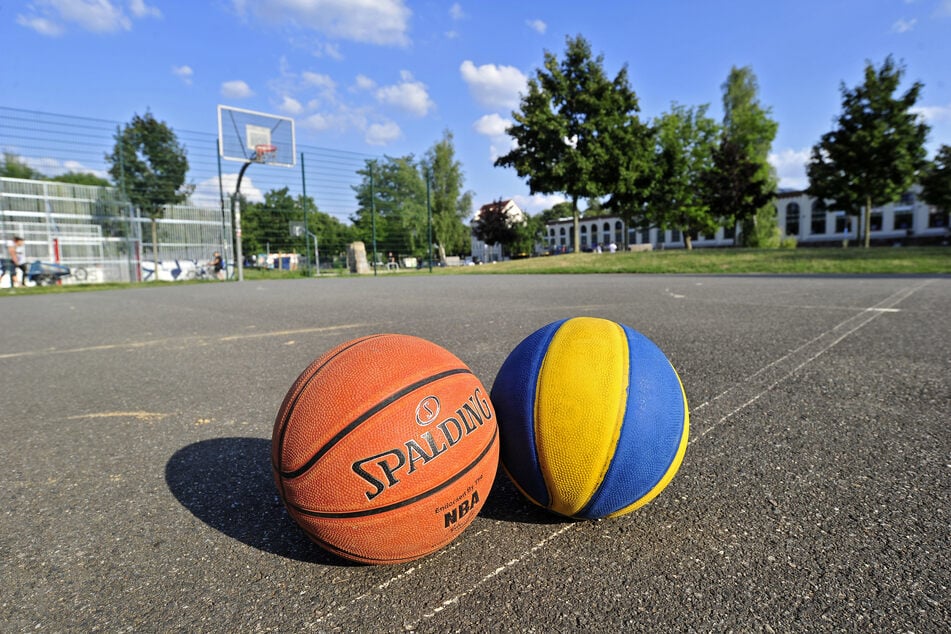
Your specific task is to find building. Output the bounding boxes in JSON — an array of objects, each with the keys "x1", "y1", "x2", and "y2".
[
  {"x1": 776, "y1": 185, "x2": 946, "y2": 245},
  {"x1": 470, "y1": 199, "x2": 526, "y2": 262},
  {"x1": 541, "y1": 186, "x2": 947, "y2": 251}
]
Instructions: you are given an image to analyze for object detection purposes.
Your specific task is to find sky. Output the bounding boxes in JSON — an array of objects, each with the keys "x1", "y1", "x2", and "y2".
[{"x1": 3, "y1": 0, "x2": 951, "y2": 216}]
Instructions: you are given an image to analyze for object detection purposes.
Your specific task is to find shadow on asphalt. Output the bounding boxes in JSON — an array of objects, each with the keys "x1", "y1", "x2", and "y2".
[
  {"x1": 165, "y1": 437, "x2": 354, "y2": 566},
  {"x1": 165, "y1": 437, "x2": 567, "y2": 568}
]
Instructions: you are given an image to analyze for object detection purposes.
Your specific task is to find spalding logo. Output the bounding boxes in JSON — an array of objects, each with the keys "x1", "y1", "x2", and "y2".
[
  {"x1": 415, "y1": 396, "x2": 440, "y2": 426},
  {"x1": 351, "y1": 387, "x2": 492, "y2": 501}
]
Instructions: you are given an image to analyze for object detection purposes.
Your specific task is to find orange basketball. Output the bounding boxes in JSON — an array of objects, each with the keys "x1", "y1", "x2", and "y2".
[{"x1": 271, "y1": 334, "x2": 499, "y2": 564}]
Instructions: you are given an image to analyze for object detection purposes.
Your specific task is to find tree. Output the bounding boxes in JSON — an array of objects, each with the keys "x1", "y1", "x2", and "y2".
[
  {"x1": 241, "y1": 188, "x2": 305, "y2": 257},
  {"x1": 495, "y1": 35, "x2": 651, "y2": 253},
  {"x1": 106, "y1": 112, "x2": 190, "y2": 274},
  {"x1": 51, "y1": 172, "x2": 111, "y2": 187},
  {"x1": 807, "y1": 56, "x2": 929, "y2": 248},
  {"x1": 352, "y1": 156, "x2": 427, "y2": 261},
  {"x1": 645, "y1": 104, "x2": 721, "y2": 249},
  {"x1": 422, "y1": 131, "x2": 473, "y2": 261},
  {"x1": 704, "y1": 138, "x2": 775, "y2": 244},
  {"x1": 712, "y1": 66, "x2": 779, "y2": 246},
  {"x1": 920, "y1": 144, "x2": 951, "y2": 228},
  {"x1": 471, "y1": 199, "x2": 523, "y2": 256},
  {"x1": 1, "y1": 152, "x2": 44, "y2": 180}
]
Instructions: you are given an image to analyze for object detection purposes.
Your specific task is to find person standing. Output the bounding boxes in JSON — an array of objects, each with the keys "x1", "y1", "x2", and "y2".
[{"x1": 2, "y1": 236, "x2": 25, "y2": 288}]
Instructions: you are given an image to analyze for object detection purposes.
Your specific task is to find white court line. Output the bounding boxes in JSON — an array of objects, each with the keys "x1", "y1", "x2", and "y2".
[
  {"x1": 0, "y1": 323, "x2": 367, "y2": 360},
  {"x1": 309, "y1": 280, "x2": 935, "y2": 631}
]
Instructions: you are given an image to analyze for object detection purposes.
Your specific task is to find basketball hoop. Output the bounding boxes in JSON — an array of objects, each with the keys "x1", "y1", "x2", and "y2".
[{"x1": 253, "y1": 144, "x2": 277, "y2": 163}]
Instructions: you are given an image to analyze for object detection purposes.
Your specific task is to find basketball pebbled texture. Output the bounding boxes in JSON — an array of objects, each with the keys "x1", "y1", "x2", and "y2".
[
  {"x1": 272, "y1": 334, "x2": 498, "y2": 564},
  {"x1": 490, "y1": 317, "x2": 688, "y2": 519}
]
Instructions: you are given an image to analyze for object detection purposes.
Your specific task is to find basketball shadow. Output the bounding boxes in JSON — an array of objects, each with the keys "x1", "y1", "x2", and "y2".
[
  {"x1": 164, "y1": 437, "x2": 354, "y2": 566},
  {"x1": 479, "y1": 469, "x2": 568, "y2": 525}
]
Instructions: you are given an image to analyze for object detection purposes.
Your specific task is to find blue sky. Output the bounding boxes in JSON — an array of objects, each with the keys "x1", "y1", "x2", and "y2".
[{"x1": 3, "y1": 0, "x2": 950, "y2": 215}]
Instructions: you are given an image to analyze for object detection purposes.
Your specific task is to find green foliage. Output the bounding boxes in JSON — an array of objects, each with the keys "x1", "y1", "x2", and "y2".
[
  {"x1": 422, "y1": 130, "x2": 473, "y2": 257},
  {"x1": 807, "y1": 56, "x2": 929, "y2": 247},
  {"x1": 50, "y1": 171, "x2": 111, "y2": 187},
  {"x1": 352, "y1": 156, "x2": 427, "y2": 259},
  {"x1": 645, "y1": 104, "x2": 721, "y2": 248},
  {"x1": 496, "y1": 34, "x2": 652, "y2": 252},
  {"x1": 106, "y1": 112, "x2": 190, "y2": 219},
  {"x1": 713, "y1": 66, "x2": 779, "y2": 246},
  {"x1": 1, "y1": 153, "x2": 44, "y2": 179},
  {"x1": 920, "y1": 144, "x2": 951, "y2": 219},
  {"x1": 706, "y1": 138, "x2": 775, "y2": 240},
  {"x1": 241, "y1": 188, "x2": 353, "y2": 266},
  {"x1": 472, "y1": 199, "x2": 520, "y2": 253}
]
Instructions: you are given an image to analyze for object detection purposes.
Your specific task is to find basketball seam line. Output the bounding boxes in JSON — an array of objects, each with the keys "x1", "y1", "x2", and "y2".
[
  {"x1": 274, "y1": 335, "x2": 386, "y2": 481},
  {"x1": 279, "y1": 367, "x2": 474, "y2": 480},
  {"x1": 288, "y1": 425, "x2": 497, "y2": 523}
]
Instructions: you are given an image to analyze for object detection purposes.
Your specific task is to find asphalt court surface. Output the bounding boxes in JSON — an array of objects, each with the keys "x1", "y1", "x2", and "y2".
[{"x1": 1, "y1": 274, "x2": 948, "y2": 632}]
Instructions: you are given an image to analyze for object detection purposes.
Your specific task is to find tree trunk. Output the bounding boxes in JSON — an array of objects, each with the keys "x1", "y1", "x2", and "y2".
[
  {"x1": 684, "y1": 234, "x2": 693, "y2": 251},
  {"x1": 863, "y1": 196, "x2": 872, "y2": 249}
]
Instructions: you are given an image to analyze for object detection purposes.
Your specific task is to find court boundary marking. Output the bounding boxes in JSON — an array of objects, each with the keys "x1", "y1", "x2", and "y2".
[{"x1": 320, "y1": 279, "x2": 934, "y2": 631}]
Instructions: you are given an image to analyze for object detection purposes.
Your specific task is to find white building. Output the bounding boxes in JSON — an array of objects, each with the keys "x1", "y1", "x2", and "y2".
[
  {"x1": 541, "y1": 186, "x2": 947, "y2": 251},
  {"x1": 470, "y1": 199, "x2": 526, "y2": 262}
]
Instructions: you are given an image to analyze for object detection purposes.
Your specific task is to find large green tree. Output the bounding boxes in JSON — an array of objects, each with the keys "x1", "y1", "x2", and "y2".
[
  {"x1": 352, "y1": 156, "x2": 427, "y2": 262},
  {"x1": 920, "y1": 144, "x2": 951, "y2": 228},
  {"x1": 106, "y1": 112, "x2": 190, "y2": 274},
  {"x1": 712, "y1": 66, "x2": 779, "y2": 246},
  {"x1": 646, "y1": 104, "x2": 721, "y2": 249},
  {"x1": 807, "y1": 56, "x2": 929, "y2": 248},
  {"x1": 422, "y1": 131, "x2": 473, "y2": 261},
  {"x1": 495, "y1": 35, "x2": 651, "y2": 253}
]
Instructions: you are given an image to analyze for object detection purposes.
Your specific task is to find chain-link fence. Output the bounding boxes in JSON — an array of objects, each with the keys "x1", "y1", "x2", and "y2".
[{"x1": 0, "y1": 106, "x2": 387, "y2": 281}]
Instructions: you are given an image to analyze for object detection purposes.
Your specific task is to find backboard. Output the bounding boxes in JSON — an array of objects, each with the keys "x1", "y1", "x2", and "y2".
[{"x1": 217, "y1": 105, "x2": 296, "y2": 167}]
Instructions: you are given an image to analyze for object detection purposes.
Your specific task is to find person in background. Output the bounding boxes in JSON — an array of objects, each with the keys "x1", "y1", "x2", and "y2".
[
  {"x1": 2, "y1": 235, "x2": 25, "y2": 289},
  {"x1": 211, "y1": 251, "x2": 225, "y2": 280}
]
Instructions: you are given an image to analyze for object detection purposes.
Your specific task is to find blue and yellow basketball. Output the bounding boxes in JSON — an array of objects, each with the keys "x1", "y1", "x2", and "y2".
[{"x1": 490, "y1": 317, "x2": 689, "y2": 519}]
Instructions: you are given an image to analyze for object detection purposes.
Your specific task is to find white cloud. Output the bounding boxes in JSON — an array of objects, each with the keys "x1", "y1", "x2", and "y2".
[
  {"x1": 936, "y1": 0, "x2": 951, "y2": 17},
  {"x1": 473, "y1": 113, "x2": 511, "y2": 137},
  {"x1": 191, "y1": 174, "x2": 263, "y2": 206},
  {"x1": 912, "y1": 101, "x2": 951, "y2": 122},
  {"x1": 769, "y1": 147, "x2": 811, "y2": 191},
  {"x1": 450, "y1": 3, "x2": 465, "y2": 20},
  {"x1": 460, "y1": 60, "x2": 527, "y2": 110},
  {"x1": 18, "y1": 0, "x2": 132, "y2": 34},
  {"x1": 221, "y1": 80, "x2": 255, "y2": 99},
  {"x1": 375, "y1": 72, "x2": 434, "y2": 117},
  {"x1": 892, "y1": 17, "x2": 917, "y2": 33},
  {"x1": 129, "y1": 0, "x2": 161, "y2": 19},
  {"x1": 233, "y1": 0, "x2": 412, "y2": 46},
  {"x1": 353, "y1": 74, "x2": 377, "y2": 91},
  {"x1": 526, "y1": 18, "x2": 547, "y2": 34},
  {"x1": 366, "y1": 121, "x2": 402, "y2": 145},
  {"x1": 16, "y1": 15, "x2": 64, "y2": 36},
  {"x1": 279, "y1": 95, "x2": 304, "y2": 115},
  {"x1": 172, "y1": 65, "x2": 193, "y2": 85},
  {"x1": 512, "y1": 193, "x2": 567, "y2": 215}
]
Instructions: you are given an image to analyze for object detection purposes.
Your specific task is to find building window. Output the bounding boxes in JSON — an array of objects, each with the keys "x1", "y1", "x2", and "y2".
[
  {"x1": 899, "y1": 192, "x2": 915, "y2": 207},
  {"x1": 835, "y1": 214, "x2": 850, "y2": 233},
  {"x1": 641, "y1": 229, "x2": 650, "y2": 243},
  {"x1": 785, "y1": 202, "x2": 800, "y2": 237},
  {"x1": 893, "y1": 210, "x2": 913, "y2": 231},
  {"x1": 929, "y1": 208, "x2": 948, "y2": 228},
  {"x1": 559, "y1": 227, "x2": 566, "y2": 236},
  {"x1": 811, "y1": 202, "x2": 826, "y2": 235},
  {"x1": 870, "y1": 213, "x2": 883, "y2": 232},
  {"x1": 614, "y1": 220, "x2": 623, "y2": 244},
  {"x1": 671, "y1": 229, "x2": 681, "y2": 243}
]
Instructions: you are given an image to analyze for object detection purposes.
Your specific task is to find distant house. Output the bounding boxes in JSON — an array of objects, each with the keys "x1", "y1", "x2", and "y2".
[{"x1": 470, "y1": 199, "x2": 526, "y2": 262}]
